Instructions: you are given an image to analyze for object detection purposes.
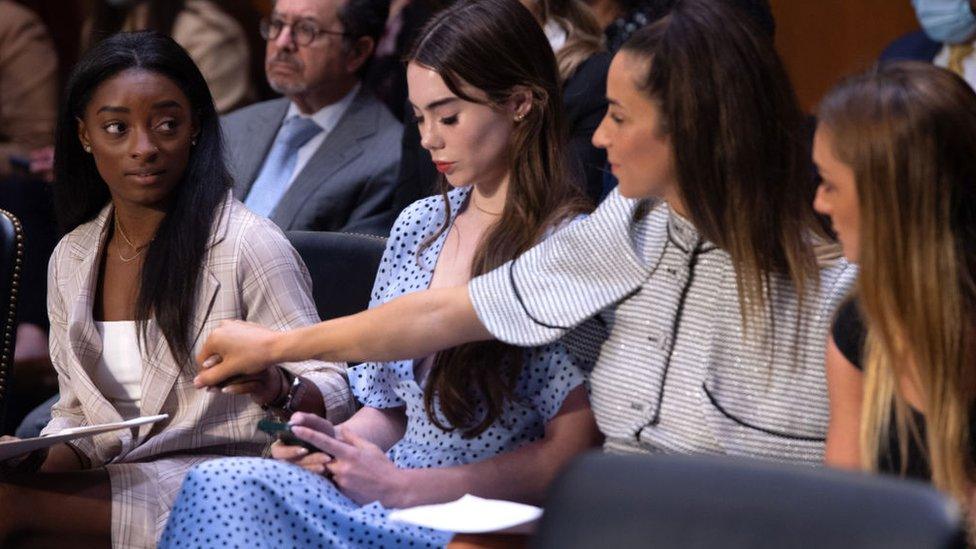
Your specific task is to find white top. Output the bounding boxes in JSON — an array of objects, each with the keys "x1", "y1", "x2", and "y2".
[
  {"x1": 278, "y1": 83, "x2": 361, "y2": 189},
  {"x1": 934, "y1": 42, "x2": 976, "y2": 90},
  {"x1": 92, "y1": 321, "x2": 143, "y2": 420}
]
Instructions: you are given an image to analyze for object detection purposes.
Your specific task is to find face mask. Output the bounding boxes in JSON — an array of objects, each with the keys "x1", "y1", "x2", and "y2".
[{"x1": 913, "y1": 0, "x2": 976, "y2": 43}]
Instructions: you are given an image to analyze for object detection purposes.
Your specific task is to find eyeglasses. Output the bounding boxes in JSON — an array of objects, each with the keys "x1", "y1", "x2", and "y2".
[{"x1": 259, "y1": 16, "x2": 347, "y2": 47}]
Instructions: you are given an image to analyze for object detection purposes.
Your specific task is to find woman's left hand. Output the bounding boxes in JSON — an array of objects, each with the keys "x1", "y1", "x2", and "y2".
[{"x1": 291, "y1": 420, "x2": 406, "y2": 508}]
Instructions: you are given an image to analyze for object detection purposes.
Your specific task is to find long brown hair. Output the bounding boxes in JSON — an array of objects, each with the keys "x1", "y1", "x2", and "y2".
[
  {"x1": 620, "y1": 0, "x2": 824, "y2": 329},
  {"x1": 408, "y1": 0, "x2": 590, "y2": 437},
  {"x1": 819, "y1": 62, "x2": 976, "y2": 504}
]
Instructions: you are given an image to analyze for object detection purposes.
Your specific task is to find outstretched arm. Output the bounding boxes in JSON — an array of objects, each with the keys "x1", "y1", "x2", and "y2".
[{"x1": 194, "y1": 285, "x2": 492, "y2": 388}]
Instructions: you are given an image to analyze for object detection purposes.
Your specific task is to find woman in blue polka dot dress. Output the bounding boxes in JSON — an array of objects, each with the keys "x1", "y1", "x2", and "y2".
[{"x1": 159, "y1": 0, "x2": 601, "y2": 547}]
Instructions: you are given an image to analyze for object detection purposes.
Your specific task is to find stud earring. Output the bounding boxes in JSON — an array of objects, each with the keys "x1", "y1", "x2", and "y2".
[
  {"x1": 514, "y1": 113, "x2": 525, "y2": 122},
  {"x1": 192, "y1": 138, "x2": 197, "y2": 146},
  {"x1": 83, "y1": 144, "x2": 92, "y2": 153}
]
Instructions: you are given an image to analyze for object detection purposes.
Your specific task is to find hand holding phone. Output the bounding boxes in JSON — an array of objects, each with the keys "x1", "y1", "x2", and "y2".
[{"x1": 258, "y1": 418, "x2": 327, "y2": 454}]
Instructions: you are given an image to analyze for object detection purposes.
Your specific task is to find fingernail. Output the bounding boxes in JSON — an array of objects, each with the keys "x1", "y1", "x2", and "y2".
[
  {"x1": 297, "y1": 448, "x2": 309, "y2": 456},
  {"x1": 202, "y1": 356, "x2": 218, "y2": 368},
  {"x1": 220, "y1": 387, "x2": 231, "y2": 394},
  {"x1": 192, "y1": 377, "x2": 202, "y2": 388}
]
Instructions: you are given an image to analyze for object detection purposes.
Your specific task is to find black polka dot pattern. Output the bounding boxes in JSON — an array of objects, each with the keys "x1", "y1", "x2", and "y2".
[
  {"x1": 158, "y1": 189, "x2": 586, "y2": 548},
  {"x1": 158, "y1": 457, "x2": 451, "y2": 548}
]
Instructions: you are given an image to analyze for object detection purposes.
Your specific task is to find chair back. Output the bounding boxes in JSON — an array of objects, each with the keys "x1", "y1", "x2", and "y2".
[
  {"x1": 534, "y1": 452, "x2": 966, "y2": 549},
  {"x1": 285, "y1": 231, "x2": 386, "y2": 321},
  {"x1": 0, "y1": 209, "x2": 24, "y2": 426}
]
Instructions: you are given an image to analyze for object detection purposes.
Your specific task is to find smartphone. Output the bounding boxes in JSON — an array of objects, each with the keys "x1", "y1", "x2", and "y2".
[{"x1": 257, "y1": 418, "x2": 326, "y2": 453}]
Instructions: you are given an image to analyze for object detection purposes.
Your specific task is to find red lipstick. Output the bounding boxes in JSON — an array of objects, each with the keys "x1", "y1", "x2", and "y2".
[{"x1": 433, "y1": 161, "x2": 455, "y2": 174}]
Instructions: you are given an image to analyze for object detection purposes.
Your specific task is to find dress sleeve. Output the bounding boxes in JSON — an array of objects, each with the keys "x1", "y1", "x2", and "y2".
[
  {"x1": 238, "y1": 220, "x2": 355, "y2": 421},
  {"x1": 523, "y1": 342, "x2": 587, "y2": 423},
  {"x1": 468, "y1": 188, "x2": 649, "y2": 346}
]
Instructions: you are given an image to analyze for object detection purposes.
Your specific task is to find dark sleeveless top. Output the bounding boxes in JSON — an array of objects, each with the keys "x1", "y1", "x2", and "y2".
[{"x1": 832, "y1": 299, "x2": 976, "y2": 480}]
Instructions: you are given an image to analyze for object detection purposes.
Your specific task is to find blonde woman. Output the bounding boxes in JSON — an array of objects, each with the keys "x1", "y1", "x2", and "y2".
[{"x1": 815, "y1": 62, "x2": 976, "y2": 511}]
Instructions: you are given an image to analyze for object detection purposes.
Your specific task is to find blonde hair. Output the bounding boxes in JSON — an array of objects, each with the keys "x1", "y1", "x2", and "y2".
[
  {"x1": 819, "y1": 62, "x2": 976, "y2": 504},
  {"x1": 528, "y1": 0, "x2": 604, "y2": 82}
]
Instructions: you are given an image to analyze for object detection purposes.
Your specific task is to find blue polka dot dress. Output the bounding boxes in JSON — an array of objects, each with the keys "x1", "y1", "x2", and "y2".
[{"x1": 159, "y1": 188, "x2": 587, "y2": 549}]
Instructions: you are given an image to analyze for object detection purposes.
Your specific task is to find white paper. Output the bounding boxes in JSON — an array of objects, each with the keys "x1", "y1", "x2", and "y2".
[
  {"x1": 0, "y1": 414, "x2": 169, "y2": 461},
  {"x1": 389, "y1": 494, "x2": 543, "y2": 534}
]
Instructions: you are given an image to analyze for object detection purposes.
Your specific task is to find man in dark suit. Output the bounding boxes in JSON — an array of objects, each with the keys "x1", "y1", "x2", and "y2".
[{"x1": 223, "y1": 0, "x2": 402, "y2": 235}]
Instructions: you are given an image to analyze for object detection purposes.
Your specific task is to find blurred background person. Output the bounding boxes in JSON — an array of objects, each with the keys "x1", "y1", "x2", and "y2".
[
  {"x1": 0, "y1": 0, "x2": 60, "y2": 434},
  {"x1": 881, "y1": 0, "x2": 976, "y2": 91},
  {"x1": 223, "y1": 0, "x2": 402, "y2": 236},
  {"x1": 84, "y1": 0, "x2": 257, "y2": 113}
]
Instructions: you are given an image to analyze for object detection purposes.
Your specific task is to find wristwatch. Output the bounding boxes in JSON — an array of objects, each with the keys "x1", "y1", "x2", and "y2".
[{"x1": 265, "y1": 368, "x2": 307, "y2": 419}]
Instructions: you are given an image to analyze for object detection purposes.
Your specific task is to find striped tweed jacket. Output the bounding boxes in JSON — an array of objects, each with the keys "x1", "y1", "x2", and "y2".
[
  {"x1": 470, "y1": 188, "x2": 857, "y2": 465},
  {"x1": 41, "y1": 195, "x2": 354, "y2": 548}
]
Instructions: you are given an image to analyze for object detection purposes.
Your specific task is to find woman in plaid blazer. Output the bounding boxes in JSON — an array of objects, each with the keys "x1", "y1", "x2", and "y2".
[{"x1": 0, "y1": 32, "x2": 354, "y2": 548}]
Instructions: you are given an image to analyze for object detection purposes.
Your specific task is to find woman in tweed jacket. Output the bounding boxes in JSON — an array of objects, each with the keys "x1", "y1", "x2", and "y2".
[
  {"x1": 0, "y1": 32, "x2": 353, "y2": 548},
  {"x1": 198, "y1": 0, "x2": 856, "y2": 466}
]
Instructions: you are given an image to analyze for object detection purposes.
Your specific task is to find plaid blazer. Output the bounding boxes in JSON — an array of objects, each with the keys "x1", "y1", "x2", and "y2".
[{"x1": 41, "y1": 195, "x2": 354, "y2": 548}]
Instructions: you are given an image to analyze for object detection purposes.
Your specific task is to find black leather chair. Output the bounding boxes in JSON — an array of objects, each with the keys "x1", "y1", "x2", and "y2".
[
  {"x1": 534, "y1": 452, "x2": 966, "y2": 549},
  {"x1": 285, "y1": 231, "x2": 387, "y2": 321},
  {"x1": 0, "y1": 209, "x2": 24, "y2": 428}
]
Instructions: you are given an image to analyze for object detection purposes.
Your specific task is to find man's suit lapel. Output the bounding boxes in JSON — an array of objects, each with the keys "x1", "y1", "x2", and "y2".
[
  {"x1": 233, "y1": 99, "x2": 291, "y2": 200},
  {"x1": 269, "y1": 90, "x2": 375, "y2": 229}
]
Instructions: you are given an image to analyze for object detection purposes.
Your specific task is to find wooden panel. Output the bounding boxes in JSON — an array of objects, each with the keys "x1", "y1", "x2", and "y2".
[
  {"x1": 770, "y1": 0, "x2": 921, "y2": 112},
  {"x1": 253, "y1": 0, "x2": 272, "y2": 16}
]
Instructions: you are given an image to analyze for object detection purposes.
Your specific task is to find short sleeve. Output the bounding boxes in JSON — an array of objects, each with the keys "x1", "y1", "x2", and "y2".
[
  {"x1": 468, "y1": 188, "x2": 650, "y2": 347},
  {"x1": 348, "y1": 198, "x2": 441, "y2": 407},
  {"x1": 522, "y1": 342, "x2": 587, "y2": 423},
  {"x1": 832, "y1": 298, "x2": 865, "y2": 370}
]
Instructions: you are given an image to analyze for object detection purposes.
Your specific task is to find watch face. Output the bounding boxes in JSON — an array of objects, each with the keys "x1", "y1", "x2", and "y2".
[{"x1": 284, "y1": 377, "x2": 307, "y2": 415}]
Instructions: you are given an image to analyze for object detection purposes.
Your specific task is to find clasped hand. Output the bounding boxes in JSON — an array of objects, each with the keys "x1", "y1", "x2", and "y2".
[{"x1": 271, "y1": 412, "x2": 406, "y2": 508}]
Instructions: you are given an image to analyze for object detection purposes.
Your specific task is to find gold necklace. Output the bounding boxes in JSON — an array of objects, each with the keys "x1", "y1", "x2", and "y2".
[
  {"x1": 470, "y1": 199, "x2": 502, "y2": 216},
  {"x1": 114, "y1": 216, "x2": 153, "y2": 263}
]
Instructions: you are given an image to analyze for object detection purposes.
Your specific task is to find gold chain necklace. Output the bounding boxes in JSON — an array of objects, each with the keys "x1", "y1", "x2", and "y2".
[
  {"x1": 114, "y1": 216, "x2": 153, "y2": 263},
  {"x1": 470, "y1": 199, "x2": 502, "y2": 216}
]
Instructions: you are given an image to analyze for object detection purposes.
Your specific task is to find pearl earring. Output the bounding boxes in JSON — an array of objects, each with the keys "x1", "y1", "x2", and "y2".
[
  {"x1": 83, "y1": 144, "x2": 92, "y2": 153},
  {"x1": 514, "y1": 113, "x2": 525, "y2": 122}
]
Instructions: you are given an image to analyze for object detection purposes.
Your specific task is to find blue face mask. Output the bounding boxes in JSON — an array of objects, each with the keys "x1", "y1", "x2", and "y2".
[{"x1": 913, "y1": 0, "x2": 976, "y2": 43}]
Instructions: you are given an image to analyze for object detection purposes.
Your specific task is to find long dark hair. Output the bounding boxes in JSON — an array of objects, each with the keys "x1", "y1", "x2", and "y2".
[
  {"x1": 53, "y1": 30, "x2": 231, "y2": 368},
  {"x1": 620, "y1": 0, "x2": 823, "y2": 328},
  {"x1": 87, "y1": 0, "x2": 185, "y2": 48},
  {"x1": 408, "y1": 0, "x2": 591, "y2": 437}
]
